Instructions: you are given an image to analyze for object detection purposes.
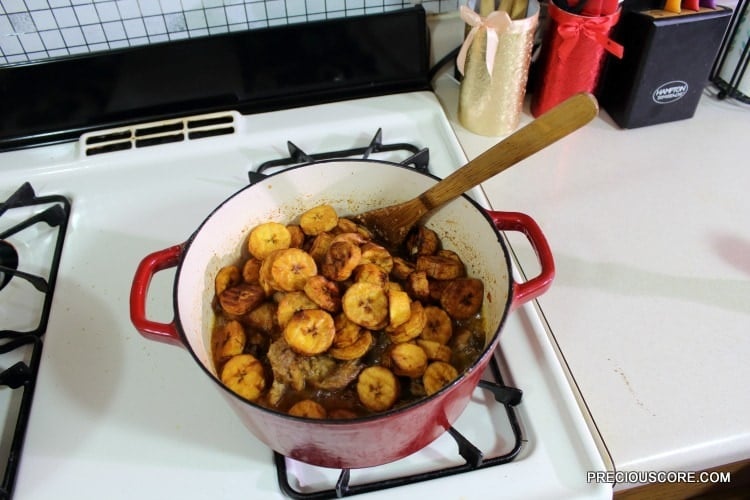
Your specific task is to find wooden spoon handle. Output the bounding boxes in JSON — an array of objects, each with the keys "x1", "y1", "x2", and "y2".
[{"x1": 419, "y1": 92, "x2": 599, "y2": 211}]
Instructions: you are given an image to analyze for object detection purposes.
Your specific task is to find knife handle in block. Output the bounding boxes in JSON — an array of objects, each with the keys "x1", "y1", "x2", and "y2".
[{"x1": 664, "y1": 0, "x2": 681, "y2": 13}]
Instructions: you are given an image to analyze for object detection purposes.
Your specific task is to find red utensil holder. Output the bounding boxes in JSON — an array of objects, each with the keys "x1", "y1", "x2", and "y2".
[{"x1": 530, "y1": 2, "x2": 623, "y2": 116}]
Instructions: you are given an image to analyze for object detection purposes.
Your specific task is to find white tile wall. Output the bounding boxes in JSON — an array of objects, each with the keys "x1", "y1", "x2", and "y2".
[{"x1": 0, "y1": 0, "x2": 459, "y2": 65}]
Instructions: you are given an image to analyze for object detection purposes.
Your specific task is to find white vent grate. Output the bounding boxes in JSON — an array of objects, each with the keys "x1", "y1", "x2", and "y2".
[{"x1": 79, "y1": 111, "x2": 240, "y2": 157}]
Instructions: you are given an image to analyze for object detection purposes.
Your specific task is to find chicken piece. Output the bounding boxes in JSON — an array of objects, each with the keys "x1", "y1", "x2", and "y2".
[
  {"x1": 311, "y1": 360, "x2": 364, "y2": 391},
  {"x1": 267, "y1": 379, "x2": 287, "y2": 407},
  {"x1": 266, "y1": 338, "x2": 336, "y2": 391}
]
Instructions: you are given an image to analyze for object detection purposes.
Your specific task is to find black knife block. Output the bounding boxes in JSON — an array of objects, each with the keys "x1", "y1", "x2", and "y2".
[{"x1": 599, "y1": 6, "x2": 733, "y2": 128}]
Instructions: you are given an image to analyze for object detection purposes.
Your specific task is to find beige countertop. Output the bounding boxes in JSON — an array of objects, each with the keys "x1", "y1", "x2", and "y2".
[{"x1": 429, "y1": 10, "x2": 750, "y2": 490}]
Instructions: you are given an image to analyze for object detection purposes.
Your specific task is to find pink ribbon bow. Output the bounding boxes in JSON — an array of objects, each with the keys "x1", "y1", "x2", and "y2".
[
  {"x1": 456, "y1": 5, "x2": 513, "y2": 76},
  {"x1": 556, "y1": 19, "x2": 624, "y2": 61}
]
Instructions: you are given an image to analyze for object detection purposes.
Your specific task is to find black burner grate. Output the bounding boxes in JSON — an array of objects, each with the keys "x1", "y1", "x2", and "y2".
[
  {"x1": 249, "y1": 129, "x2": 430, "y2": 184},
  {"x1": 0, "y1": 182, "x2": 71, "y2": 500},
  {"x1": 274, "y1": 355, "x2": 524, "y2": 498}
]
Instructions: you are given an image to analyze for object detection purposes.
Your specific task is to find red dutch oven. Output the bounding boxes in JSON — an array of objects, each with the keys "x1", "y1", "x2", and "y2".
[{"x1": 130, "y1": 159, "x2": 554, "y2": 469}]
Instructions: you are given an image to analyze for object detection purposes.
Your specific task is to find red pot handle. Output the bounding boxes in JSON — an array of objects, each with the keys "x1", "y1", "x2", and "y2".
[
  {"x1": 487, "y1": 211, "x2": 555, "y2": 311},
  {"x1": 129, "y1": 244, "x2": 185, "y2": 348}
]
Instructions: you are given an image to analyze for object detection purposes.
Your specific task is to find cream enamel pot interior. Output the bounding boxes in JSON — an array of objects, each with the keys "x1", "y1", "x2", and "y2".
[{"x1": 130, "y1": 160, "x2": 554, "y2": 469}]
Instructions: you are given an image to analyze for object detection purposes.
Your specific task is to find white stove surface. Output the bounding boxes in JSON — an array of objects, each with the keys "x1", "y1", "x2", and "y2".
[{"x1": 0, "y1": 91, "x2": 610, "y2": 499}]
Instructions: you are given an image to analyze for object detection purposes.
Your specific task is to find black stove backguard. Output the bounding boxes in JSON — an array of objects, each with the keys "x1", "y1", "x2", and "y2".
[{"x1": 0, "y1": 6, "x2": 430, "y2": 152}]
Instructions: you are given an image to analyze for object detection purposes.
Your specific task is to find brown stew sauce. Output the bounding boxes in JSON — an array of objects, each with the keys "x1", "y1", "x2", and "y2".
[{"x1": 210, "y1": 216, "x2": 486, "y2": 419}]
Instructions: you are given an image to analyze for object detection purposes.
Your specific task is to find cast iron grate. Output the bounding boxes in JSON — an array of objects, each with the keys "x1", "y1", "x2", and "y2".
[
  {"x1": 248, "y1": 128, "x2": 430, "y2": 184},
  {"x1": 274, "y1": 355, "x2": 524, "y2": 498},
  {"x1": 0, "y1": 182, "x2": 71, "y2": 500}
]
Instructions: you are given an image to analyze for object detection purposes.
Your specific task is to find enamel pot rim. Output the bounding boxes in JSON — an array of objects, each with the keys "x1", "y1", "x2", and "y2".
[{"x1": 176, "y1": 159, "x2": 513, "y2": 421}]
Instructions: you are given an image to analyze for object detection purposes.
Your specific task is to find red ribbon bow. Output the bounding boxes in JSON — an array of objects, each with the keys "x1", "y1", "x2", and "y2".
[{"x1": 556, "y1": 19, "x2": 624, "y2": 61}]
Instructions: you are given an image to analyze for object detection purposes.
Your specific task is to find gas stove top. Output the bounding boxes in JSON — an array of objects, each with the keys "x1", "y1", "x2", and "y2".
[
  {"x1": 0, "y1": 90, "x2": 608, "y2": 500},
  {"x1": 0, "y1": 7, "x2": 609, "y2": 499}
]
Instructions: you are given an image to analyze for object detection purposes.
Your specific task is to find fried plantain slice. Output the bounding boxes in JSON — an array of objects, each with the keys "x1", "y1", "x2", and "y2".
[
  {"x1": 300, "y1": 204, "x2": 339, "y2": 236},
  {"x1": 248, "y1": 222, "x2": 292, "y2": 260},
  {"x1": 342, "y1": 282, "x2": 389, "y2": 330},
  {"x1": 387, "y1": 288, "x2": 411, "y2": 329},
  {"x1": 215, "y1": 265, "x2": 241, "y2": 296},
  {"x1": 389, "y1": 342, "x2": 428, "y2": 378},
  {"x1": 307, "y1": 231, "x2": 335, "y2": 264},
  {"x1": 212, "y1": 319, "x2": 246, "y2": 365},
  {"x1": 286, "y1": 224, "x2": 306, "y2": 248},
  {"x1": 405, "y1": 226, "x2": 440, "y2": 257},
  {"x1": 276, "y1": 290, "x2": 319, "y2": 328},
  {"x1": 404, "y1": 270, "x2": 431, "y2": 302},
  {"x1": 416, "y1": 339, "x2": 453, "y2": 363},
  {"x1": 390, "y1": 256, "x2": 415, "y2": 281},
  {"x1": 288, "y1": 399, "x2": 327, "y2": 419},
  {"x1": 416, "y1": 254, "x2": 465, "y2": 281},
  {"x1": 440, "y1": 278, "x2": 484, "y2": 320},
  {"x1": 304, "y1": 274, "x2": 341, "y2": 312},
  {"x1": 219, "y1": 283, "x2": 266, "y2": 316},
  {"x1": 283, "y1": 309, "x2": 336, "y2": 356},
  {"x1": 333, "y1": 313, "x2": 364, "y2": 348},
  {"x1": 353, "y1": 262, "x2": 389, "y2": 289},
  {"x1": 356, "y1": 366, "x2": 400, "y2": 412},
  {"x1": 359, "y1": 242, "x2": 393, "y2": 273},
  {"x1": 242, "y1": 257, "x2": 263, "y2": 284},
  {"x1": 221, "y1": 353, "x2": 266, "y2": 401},
  {"x1": 422, "y1": 361, "x2": 459, "y2": 396},
  {"x1": 321, "y1": 240, "x2": 361, "y2": 281},
  {"x1": 386, "y1": 300, "x2": 426, "y2": 343},
  {"x1": 270, "y1": 248, "x2": 317, "y2": 292},
  {"x1": 328, "y1": 330, "x2": 373, "y2": 360},
  {"x1": 420, "y1": 305, "x2": 453, "y2": 344}
]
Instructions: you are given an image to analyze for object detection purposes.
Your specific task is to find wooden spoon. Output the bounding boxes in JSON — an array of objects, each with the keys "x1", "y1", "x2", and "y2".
[{"x1": 355, "y1": 92, "x2": 599, "y2": 246}]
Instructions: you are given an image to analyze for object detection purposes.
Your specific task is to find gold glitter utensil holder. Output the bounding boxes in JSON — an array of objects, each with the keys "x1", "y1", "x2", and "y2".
[{"x1": 458, "y1": 0, "x2": 540, "y2": 136}]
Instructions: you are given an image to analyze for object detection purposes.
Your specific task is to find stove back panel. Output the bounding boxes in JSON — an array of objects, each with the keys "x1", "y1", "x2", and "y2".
[{"x1": 0, "y1": 7, "x2": 430, "y2": 152}]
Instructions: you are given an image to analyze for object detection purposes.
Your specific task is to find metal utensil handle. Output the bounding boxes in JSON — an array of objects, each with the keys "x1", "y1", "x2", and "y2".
[
  {"x1": 488, "y1": 211, "x2": 555, "y2": 310},
  {"x1": 129, "y1": 243, "x2": 185, "y2": 347}
]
